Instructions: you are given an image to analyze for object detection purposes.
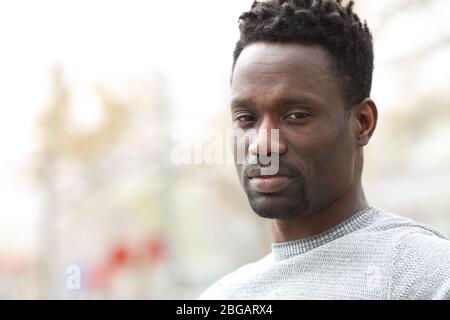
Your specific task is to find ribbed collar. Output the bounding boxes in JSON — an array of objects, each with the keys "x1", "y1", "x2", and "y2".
[{"x1": 272, "y1": 206, "x2": 379, "y2": 261}]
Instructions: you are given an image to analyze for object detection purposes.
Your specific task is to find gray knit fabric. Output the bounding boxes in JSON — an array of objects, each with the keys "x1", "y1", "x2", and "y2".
[{"x1": 199, "y1": 206, "x2": 450, "y2": 300}]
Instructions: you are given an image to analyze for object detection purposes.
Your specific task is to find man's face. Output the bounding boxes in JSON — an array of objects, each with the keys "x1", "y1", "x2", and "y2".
[{"x1": 231, "y1": 42, "x2": 359, "y2": 219}]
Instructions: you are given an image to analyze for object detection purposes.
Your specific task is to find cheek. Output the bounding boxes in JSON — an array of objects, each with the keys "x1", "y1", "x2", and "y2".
[
  {"x1": 231, "y1": 131, "x2": 249, "y2": 180},
  {"x1": 287, "y1": 126, "x2": 353, "y2": 181},
  {"x1": 310, "y1": 129, "x2": 355, "y2": 185},
  {"x1": 231, "y1": 128, "x2": 252, "y2": 163}
]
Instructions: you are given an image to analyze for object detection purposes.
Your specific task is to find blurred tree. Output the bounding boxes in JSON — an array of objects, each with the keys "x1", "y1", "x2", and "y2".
[{"x1": 34, "y1": 65, "x2": 176, "y2": 298}]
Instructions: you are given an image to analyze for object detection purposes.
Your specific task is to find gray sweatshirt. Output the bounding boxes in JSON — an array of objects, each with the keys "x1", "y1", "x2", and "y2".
[{"x1": 199, "y1": 206, "x2": 450, "y2": 300}]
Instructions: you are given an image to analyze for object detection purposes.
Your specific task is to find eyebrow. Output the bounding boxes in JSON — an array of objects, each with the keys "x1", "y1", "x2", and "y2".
[{"x1": 231, "y1": 95, "x2": 322, "y2": 110}]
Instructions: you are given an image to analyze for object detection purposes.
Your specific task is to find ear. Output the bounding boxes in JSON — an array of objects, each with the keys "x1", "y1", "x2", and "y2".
[{"x1": 353, "y1": 98, "x2": 378, "y2": 146}]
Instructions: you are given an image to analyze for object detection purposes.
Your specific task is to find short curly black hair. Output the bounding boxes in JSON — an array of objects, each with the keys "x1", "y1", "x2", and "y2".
[{"x1": 232, "y1": 0, "x2": 374, "y2": 107}]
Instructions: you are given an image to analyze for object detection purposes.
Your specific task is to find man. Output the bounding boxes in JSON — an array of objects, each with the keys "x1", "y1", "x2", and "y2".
[{"x1": 199, "y1": 0, "x2": 450, "y2": 299}]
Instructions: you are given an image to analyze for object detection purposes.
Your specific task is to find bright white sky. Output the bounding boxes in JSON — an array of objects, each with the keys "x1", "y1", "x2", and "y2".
[
  {"x1": 0, "y1": 0, "x2": 448, "y2": 255},
  {"x1": 0, "y1": 0, "x2": 251, "y2": 255}
]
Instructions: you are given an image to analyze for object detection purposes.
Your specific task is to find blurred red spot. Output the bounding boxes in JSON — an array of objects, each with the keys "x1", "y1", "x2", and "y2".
[
  {"x1": 111, "y1": 245, "x2": 130, "y2": 267},
  {"x1": 148, "y1": 237, "x2": 165, "y2": 263},
  {"x1": 90, "y1": 265, "x2": 114, "y2": 289}
]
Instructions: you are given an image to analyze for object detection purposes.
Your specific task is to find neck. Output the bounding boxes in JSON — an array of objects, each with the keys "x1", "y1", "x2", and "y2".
[{"x1": 271, "y1": 180, "x2": 368, "y2": 243}]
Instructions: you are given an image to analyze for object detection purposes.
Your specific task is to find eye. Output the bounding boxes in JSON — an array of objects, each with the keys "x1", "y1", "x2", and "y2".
[
  {"x1": 285, "y1": 112, "x2": 311, "y2": 120},
  {"x1": 235, "y1": 113, "x2": 255, "y2": 123}
]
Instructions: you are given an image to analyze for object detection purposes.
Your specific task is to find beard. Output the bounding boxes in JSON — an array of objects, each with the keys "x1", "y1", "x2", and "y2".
[{"x1": 238, "y1": 161, "x2": 310, "y2": 220}]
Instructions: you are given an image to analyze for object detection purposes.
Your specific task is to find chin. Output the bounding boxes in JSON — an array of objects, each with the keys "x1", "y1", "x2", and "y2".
[{"x1": 247, "y1": 193, "x2": 309, "y2": 220}]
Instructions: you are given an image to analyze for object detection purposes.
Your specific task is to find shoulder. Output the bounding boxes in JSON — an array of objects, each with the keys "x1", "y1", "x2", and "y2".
[
  {"x1": 198, "y1": 254, "x2": 273, "y2": 300},
  {"x1": 353, "y1": 207, "x2": 450, "y2": 299},
  {"x1": 362, "y1": 207, "x2": 449, "y2": 239},
  {"x1": 376, "y1": 209, "x2": 450, "y2": 299}
]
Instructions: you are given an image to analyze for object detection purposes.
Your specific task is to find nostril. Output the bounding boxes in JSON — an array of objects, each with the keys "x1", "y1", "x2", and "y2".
[{"x1": 258, "y1": 154, "x2": 272, "y2": 166}]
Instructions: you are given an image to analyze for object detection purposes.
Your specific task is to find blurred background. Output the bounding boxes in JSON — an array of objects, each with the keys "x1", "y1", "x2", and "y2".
[{"x1": 0, "y1": 0, "x2": 449, "y2": 299}]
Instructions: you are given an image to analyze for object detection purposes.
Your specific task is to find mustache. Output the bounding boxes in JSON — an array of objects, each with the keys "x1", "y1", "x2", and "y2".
[{"x1": 243, "y1": 160, "x2": 300, "y2": 178}]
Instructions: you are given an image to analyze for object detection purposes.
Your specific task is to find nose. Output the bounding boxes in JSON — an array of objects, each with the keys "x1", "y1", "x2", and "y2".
[{"x1": 248, "y1": 115, "x2": 286, "y2": 157}]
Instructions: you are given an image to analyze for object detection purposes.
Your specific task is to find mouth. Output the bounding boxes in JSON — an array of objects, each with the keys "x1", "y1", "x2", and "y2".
[{"x1": 248, "y1": 175, "x2": 294, "y2": 194}]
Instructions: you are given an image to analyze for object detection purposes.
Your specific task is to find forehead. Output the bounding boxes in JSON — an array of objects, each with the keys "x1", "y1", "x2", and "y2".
[{"x1": 231, "y1": 42, "x2": 343, "y2": 106}]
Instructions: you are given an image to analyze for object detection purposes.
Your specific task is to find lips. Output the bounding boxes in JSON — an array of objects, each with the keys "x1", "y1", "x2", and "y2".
[{"x1": 248, "y1": 175, "x2": 293, "y2": 194}]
